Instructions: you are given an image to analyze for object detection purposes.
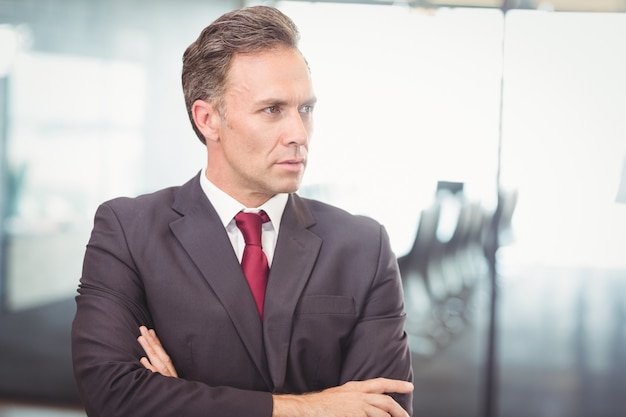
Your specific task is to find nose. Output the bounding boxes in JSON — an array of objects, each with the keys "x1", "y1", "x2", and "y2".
[{"x1": 284, "y1": 110, "x2": 310, "y2": 147}]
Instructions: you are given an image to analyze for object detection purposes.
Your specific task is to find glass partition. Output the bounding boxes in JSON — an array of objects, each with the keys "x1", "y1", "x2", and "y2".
[{"x1": 499, "y1": 10, "x2": 626, "y2": 269}]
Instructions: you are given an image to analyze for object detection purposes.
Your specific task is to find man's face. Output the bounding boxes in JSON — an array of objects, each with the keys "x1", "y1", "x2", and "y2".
[{"x1": 207, "y1": 46, "x2": 316, "y2": 207}]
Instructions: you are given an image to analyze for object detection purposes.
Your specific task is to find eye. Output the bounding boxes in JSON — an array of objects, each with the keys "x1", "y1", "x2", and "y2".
[
  {"x1": 264, "y1": 106, "x2": 281, "y2": 114},
  {"x1": 299, "y1": 104, "x2": 314, "y2": 114}
]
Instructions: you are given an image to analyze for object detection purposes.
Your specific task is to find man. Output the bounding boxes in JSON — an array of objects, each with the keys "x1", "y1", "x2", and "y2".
[{"x1": 72, "y1": 5, "x2": 413, "y2": 417}]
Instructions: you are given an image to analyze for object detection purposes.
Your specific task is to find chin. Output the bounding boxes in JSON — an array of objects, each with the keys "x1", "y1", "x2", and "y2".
[
  {"x1": 276, "y1": 176, "x2": 303, "y2": 193},
  {"x1": 278, "y1": 182, "x2": 302, "y2": 195}
]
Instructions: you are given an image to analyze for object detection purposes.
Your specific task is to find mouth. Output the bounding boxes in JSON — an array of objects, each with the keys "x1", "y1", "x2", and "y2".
[
  {"x1": 276, "y1": 158, "x2": 306, "y2": 172},
  {"x1": 278, "y1": 158, "x2": 305, "y2": 165}
]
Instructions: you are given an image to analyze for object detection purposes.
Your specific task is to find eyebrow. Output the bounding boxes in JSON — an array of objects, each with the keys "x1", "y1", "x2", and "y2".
[{"x1": 256, "y1": 96, "x2": 318, "y2": 107}]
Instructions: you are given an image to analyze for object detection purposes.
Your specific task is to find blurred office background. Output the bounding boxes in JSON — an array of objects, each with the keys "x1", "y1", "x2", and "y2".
[{"x1": 0, "y1": 0, "x2": 625, "y2": 416}]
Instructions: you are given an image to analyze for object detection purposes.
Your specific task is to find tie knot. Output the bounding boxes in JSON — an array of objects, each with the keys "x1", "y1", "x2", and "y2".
[{"x1": 235, "y1": 210, "x2": 270, "y2": 246}]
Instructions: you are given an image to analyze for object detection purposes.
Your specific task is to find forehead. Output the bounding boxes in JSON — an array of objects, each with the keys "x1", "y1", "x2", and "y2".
[{"x1": 225, "y1": 47, "x2": 314, "y2": 102}]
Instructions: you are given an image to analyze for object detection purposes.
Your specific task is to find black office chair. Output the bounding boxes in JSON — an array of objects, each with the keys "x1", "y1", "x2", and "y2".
[{"x1": 398, "y1": 202, "x2": 446, "y2": 355}]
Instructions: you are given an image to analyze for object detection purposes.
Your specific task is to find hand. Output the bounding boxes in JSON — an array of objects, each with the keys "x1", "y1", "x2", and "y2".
[
  {"x1": 272, "y1": 378, "x2": 414, "y2": 417},
  {"x1": 137, "y1": 326, "x2": 179, "y2": 378}
]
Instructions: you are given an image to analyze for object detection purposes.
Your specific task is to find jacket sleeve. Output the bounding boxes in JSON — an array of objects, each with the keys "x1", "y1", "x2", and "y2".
[
  {"x1": 71, "y1": 202, "x2": 273, "y2": 417},
  {"x1": 338, "y1": 225, "x2": 414, "y2": 416}
]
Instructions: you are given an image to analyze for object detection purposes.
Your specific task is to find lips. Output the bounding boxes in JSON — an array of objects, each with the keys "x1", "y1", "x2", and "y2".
[
  {"x1": 279, "y1": 158, "x2": 305, "y2": 165},
  {"x1": 276, "y1": 158, "x2": 306, "y2": 172}
]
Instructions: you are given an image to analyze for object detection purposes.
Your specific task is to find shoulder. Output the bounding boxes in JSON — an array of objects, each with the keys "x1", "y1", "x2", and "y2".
[
  {"x1": 292, "y1": 195, "x2": 397, "y2": 272},
  {"x1": 91, "y1": 175, "x2": 205, "y2": 236},
  {"x1": 101, "y1": 186, "x2": 180, "y2": 218},
  {"x1": 294, "y1": 194, "x2": 383, "y2": 237},
  {"x1": 99, "y1": 175, "x2": 201, "y2": 219}
]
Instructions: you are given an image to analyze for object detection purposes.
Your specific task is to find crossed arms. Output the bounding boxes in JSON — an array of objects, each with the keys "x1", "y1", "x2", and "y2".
[{"x1": 137, "y1": 326, "x2": 414, "y2": 417}]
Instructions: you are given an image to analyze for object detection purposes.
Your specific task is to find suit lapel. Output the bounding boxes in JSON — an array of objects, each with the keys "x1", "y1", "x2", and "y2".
[
  {"x1": 168, "y1": 175, "x2": 272, "y2": 388},
  {"x1": 263, "y1": 194, "x2": 322, "y2": 391}
]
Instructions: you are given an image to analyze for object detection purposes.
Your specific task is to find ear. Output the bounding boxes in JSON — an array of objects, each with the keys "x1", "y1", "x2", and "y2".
[{"x1": 192, "y1": 99, "x2": 222, "y2": 143}]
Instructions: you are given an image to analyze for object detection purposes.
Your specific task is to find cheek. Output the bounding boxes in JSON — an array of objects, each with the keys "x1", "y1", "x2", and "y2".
[
  {"x1": 223, "y1": 124, "x2": 261, "y2": 154},
  {"x1": 230, "y1": 137, "x2": 273, "y2": 172},
  {"x1": 306, "y1": 123, "x2": 314, "y2": 140},
  {"x1": 223, "y1": 118, "x2": 281, "y2": 160}
]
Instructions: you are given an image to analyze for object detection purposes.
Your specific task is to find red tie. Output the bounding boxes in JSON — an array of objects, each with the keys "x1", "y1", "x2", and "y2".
[{"x1": 235, "y1": 210, "x2": 270, "y2": 319}]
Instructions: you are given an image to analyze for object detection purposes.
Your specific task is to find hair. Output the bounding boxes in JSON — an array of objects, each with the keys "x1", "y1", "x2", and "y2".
[{"x1": 182, "y1": 5, "x2": 301, "y2": 144}]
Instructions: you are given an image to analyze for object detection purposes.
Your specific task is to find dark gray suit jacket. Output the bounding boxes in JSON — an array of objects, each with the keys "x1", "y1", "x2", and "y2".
[{"x1": 71, "y1": 174, "x2": 413, "y2": 416}]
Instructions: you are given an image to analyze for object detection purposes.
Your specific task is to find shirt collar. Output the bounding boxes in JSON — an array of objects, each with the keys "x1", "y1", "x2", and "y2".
[{"x1": 199, "y1": 169, "x2": 288, "y2": 233}]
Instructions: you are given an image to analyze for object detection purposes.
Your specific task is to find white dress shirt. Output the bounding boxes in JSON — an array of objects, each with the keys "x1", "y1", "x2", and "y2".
[{"x1": 199, "y1": 169, "x2": 288, "y2": 266}]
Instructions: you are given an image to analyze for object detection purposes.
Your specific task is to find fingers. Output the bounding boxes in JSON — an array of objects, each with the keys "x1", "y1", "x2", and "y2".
[
  {"x1": 364, "y1": 393, "x2": 410, "y2": 417},
  {"x1": 139, "y1": 356, "x2": 156, "y2": 372},
  {"x1": 338, "y1": 378, "x2": 412, "y2": 417},
  {"x1": 273, "y1": 389, "x2": 409, "y2": 417},
  {"x1": 137, "y1": 326, "x2": 179, "y2": 378},
  {"x1": 341, "y1": 378, "x2": 414, "y2": 395}
]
